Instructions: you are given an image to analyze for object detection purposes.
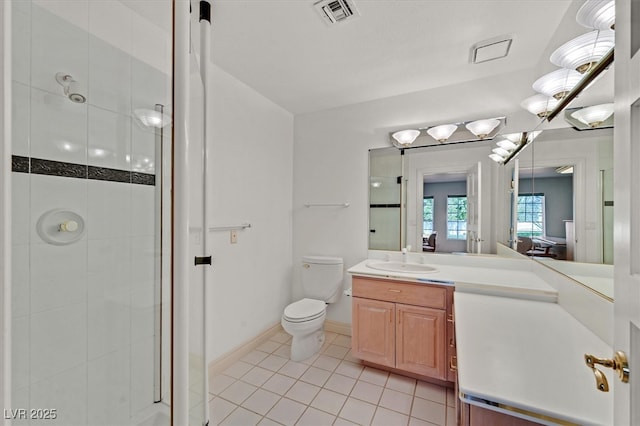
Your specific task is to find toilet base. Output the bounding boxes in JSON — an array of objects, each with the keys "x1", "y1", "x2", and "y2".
[{"x1": 290, "y1": 329, "x2": 325, "y2": 362}]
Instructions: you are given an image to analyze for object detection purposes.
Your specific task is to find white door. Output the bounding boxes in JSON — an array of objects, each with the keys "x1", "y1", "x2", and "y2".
[
  {"x1": 613, "y1": 1, "x2": 639, "y2": 423},
  {"x1": 510, "y1": 159, "x2": 520, "y2": 251},
  {"x1": 466, "y1": 161, "x2": 482, "y2": 254}
]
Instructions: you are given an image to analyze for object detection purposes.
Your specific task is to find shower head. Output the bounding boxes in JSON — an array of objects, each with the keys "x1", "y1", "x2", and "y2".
[{"x1": 55, "y1": 72, "x2": 86, "y2": 104}]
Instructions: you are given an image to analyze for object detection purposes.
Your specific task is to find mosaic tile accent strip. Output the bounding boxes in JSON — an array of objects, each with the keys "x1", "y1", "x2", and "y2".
[
  {"x1": 132, "y1": 172, "x2": 156, "y2": 186},
  {"x1": 12, "y1": 156, "x2": 156, "y2": 186},
  {"x1": 88, "y1": 166, "x2": 132, "y2": 183},
  {"x1": 30, "y1": 157, "x2": 87, "y2": 179},
  {"x1": 12, "y1": 155, "x2": 30, "y2": 173}
]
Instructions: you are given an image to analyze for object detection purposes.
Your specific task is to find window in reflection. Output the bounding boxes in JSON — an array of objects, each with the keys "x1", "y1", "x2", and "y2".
[
  {"x1": 423, "y1": 197, "x2": 434, "y2": 236},
  {"x1": 447, "y1": 196, "x2": 467, "y2": 240},
  {"x1": 517, "y1": 194, "x2": 545, "y2": 238}
]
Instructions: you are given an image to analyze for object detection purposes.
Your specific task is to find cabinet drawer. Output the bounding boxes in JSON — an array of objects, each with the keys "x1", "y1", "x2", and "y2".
[{"x1": 352, "y1": 276, "x2": 446, "y2": 309}]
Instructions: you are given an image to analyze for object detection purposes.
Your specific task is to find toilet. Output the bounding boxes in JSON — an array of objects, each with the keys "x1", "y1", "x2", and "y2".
[{"x1": 281, "y1": 256, "x2": 344, "y2": 362}]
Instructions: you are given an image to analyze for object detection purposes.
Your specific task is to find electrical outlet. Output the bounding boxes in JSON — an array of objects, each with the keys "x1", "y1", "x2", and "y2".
[{"x1": 230, "y1": 230, "x2": 238, "y2": 244}]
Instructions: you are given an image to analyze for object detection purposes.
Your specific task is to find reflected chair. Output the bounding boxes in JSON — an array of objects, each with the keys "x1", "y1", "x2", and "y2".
[
  {"x1": 516, "y1": 237, "x2": 533, "y2": 254},
  {"x1": 423, "y1": 232, "x2": 437, "y2": 252}
]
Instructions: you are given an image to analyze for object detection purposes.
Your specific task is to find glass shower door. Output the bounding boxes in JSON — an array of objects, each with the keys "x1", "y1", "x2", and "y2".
[{"x1": 9, "y1": 1, "x2": 172, "y2": 424}]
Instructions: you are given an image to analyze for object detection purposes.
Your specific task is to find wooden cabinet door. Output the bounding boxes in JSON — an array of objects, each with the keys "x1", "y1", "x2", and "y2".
[
  {"x1": 396, "y1": 304, "x2": 446, "y2": 379},
  {"x1": 351, "y1": 297, "x2": 395, "y2": 367}
]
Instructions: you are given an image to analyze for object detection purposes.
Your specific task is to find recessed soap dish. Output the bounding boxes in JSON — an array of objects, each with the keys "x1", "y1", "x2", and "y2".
[{"x1": 36, "y1": 209, "x2": 86, "y2": 245}]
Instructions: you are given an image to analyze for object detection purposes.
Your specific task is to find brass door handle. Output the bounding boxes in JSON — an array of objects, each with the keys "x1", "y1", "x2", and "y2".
[{"x1": 584, "y1": 351, "x2": 629, "y2": 392}]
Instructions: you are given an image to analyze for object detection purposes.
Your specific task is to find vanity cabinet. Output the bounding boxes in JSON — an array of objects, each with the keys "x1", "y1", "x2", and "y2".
[{"x1": 351, "y1": 276, "x2": 455, "y2": 382}]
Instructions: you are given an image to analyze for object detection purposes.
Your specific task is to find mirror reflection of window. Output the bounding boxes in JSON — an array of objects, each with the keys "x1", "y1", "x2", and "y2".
[
  {"x1": 447, "y1": 196, "x2": 467, "y2": 240},
  {"x1": 517, "y1": 194, "x2": 545, "y2": 238},
  {"x1": 423, "y1": 197, "x2": 434, "y2": 236}
]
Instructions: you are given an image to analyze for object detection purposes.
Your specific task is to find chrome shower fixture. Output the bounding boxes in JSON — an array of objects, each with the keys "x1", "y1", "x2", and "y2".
[{"x1": 55, "y1": 72, "x2": 86, "y2": 104}]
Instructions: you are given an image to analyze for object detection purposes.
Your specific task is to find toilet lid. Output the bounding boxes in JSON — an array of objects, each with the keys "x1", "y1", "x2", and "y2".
[{"x1": 284, "y1": 298, "x2": 326, "y2": 321}]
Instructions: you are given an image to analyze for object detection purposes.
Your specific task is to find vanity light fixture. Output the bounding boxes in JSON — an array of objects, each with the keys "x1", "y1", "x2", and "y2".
[
  {"x1": 488, "y1": 131, "x2": 543, "y2": 165},
  {"x1": 571, "y1": 103, "x2": 614, "y2": 128},
  {"x1": 550, "y1": 30, "x2": 615, "y2": 74},
  {"x1": 532, "y1": 69, "x2": 584, "y2": 100},
  {"x1": 465, "y1": 119, "x2": 501, "y2": 139},
  {"x1": 576, "y1": 0, "x2": 615, "y2": 30},
  {"x1": 426, "y1": 124, "x2": 458, "y2": 143},
  {"x1": 391, "y1": 129, "x2": 421, "y2": 145},
  {"x1": 520, "y1": 94, "x2": 560, "y2": 118}
]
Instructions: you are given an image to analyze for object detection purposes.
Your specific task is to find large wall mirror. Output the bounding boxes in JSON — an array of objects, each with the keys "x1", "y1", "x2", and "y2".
[{"x1": 367, "y1": 124, "x2": 613, "y2": 300}]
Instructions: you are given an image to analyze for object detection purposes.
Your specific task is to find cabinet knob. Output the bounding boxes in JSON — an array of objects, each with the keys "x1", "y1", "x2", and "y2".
[{"x1": 450, "y1": 356, "x2": 458, "y2": 372}]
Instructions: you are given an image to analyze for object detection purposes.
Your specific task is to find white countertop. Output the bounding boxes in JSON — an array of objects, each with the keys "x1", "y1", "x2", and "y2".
[
  {"x1": 455, "y1": 292, "x2": 613, "y2": 426},
  {"x1": 348, "y1": 257, "x2": 558, "y2": 301}
]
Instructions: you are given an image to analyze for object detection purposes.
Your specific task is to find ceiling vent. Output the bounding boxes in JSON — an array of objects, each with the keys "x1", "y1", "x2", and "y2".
[
  {"x1": 314, "y1": 0, "x2": 360, "y2": 25},
  {"x1": 470, "y1": 36, "x2": 513, "y2": 64}
]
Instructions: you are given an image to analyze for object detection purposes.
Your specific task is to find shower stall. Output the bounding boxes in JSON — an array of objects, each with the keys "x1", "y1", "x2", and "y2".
[{"x1": 1, "y1": 1, "x2": 209, "y2": 425}]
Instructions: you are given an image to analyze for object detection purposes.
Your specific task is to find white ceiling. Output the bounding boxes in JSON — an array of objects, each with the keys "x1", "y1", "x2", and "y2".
[{"x1": 208, "y1": 0, "x2": 614, "y2": 116}]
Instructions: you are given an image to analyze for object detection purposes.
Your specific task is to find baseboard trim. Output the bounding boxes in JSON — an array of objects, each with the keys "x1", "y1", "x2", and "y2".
[
  {"x1": 325, "y1": 320, "x2": 351, "y2": 337},
  {"x1": 208, "y1": 323, "x2": 282, "y2": 377},
  {"x1": 207, "y1": 320, "x2": 352, "y2": 377}
]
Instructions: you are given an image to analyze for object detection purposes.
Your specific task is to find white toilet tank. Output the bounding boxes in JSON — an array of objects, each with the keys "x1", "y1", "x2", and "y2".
[{"x1": 302, "y1": 256, "x2": 344, "y2": 303}]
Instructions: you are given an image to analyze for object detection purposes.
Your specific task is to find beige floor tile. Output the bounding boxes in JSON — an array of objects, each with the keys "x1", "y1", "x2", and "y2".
[
  {"x1": 379, "y1": 388, "x2": 413, "y2": 415},
  {"x1": 219, "y1": 380, "x2": 258, "y2": 405},
  {"x1": 257, "y1": 340, "x2": 281, "y2": 354},
  {"x1": 350, "y1": 380, "x2": 384, "y2": 405},
  {"x1": 339, "y1": 397, "x2": 377, "y2": 425},
  {"x1": 415, "y1": 380, "x2": 446, "y2": 404},
  {"x1": 312, "y1": 354, "x2": 341, "y2": 371},
  {"x1": 209, "y1": 374, "x2": 237, "y2": 396},
  {"x1": 266, "y1": 397, "x2": 307, "y2": 425},
  {"x1": 324, "y1": 373, "x2": 356, "y2": 395},
  {"x1": 241, "y1": 388, "x2": 281, "y2": 416},
  {"x1": 411, "y1": 396, "x2": 446, "y2": 425},
  {"x1": 258, "y1": 354, "x2": 289, "y2": 372},
  {"x1": 299, "y1": 366, "x2": 332, "y2": 387},
  {"x1": 284, "y1": 381, "x2": 321, "y2": 405},
  {"x1": 209, "y1": 397, "x2": 237, "y2": 425},
  {"x1": 386, "y1": 373, "x2": 417, "y2": 395},
  {"x1": 323, "y1": 344, "x2": 350, "y2": 359},
  {"x1": 372, "y1": 406, "x2": 410, "y2": 426},
  {"x1": 223, "y1": 361, "x2": 254, "y2": 379},
  {"x1": 261, "y1": 373, "x2": 296, "y2": 396},
  {"x1": 358, "y1": 367, "x2": 389, "y2": 387},
  {"x1": 278, "y1": 360, "x2": 309, "y2": 379},
  {"x1": 241, "y1": 366, "x2": 275, "y2": 387},
  {"x1": 220, "y1": 407, "x2": 262, "y2": 426},
  {"x1": 310, "y1": 388, "x2": 348, "y2": 416},
  {"x1": 297, "y1": 407, "x2": 337, "y2": 426},
  {"x1": 241, "y1": 350, "x2": 270, "y2": 365},
  {"x1": 335, "y1": 360, "x2": 364, "y2": 379},
  {"x1": 332, "y1": 334, "x2": 353, "y2": 348}
]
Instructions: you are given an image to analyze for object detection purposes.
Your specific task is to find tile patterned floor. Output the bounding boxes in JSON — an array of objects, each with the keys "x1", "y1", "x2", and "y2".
[{"x1": 208, "y1": 331, "x2": 456, "y2": 426}]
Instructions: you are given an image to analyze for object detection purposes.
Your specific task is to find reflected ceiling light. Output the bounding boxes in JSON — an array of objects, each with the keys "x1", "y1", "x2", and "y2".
[
  {"x1": 576, "y1": 0, "x2": 615, "y2": 30},
  {"x1": 492, "y1": 147, "x2": 510, "y2": 157},
  {"x1": 489, "y1": 153, "x2": 505, "y2": 163},
  {"x1": 465, "y1": 119, "x2": 500, "y2": 139},
  {"x1": 391, "y1": 129, "x2": 421, "y2": 145},
  {"x1": 571, "y1": 102, "x2": 614, "y2": 127},
  {"x1": 134, "y1": 108, "x2": 171, "y2": 128},
  {"x1": 550, "y1": 30, "x2": 615, "y2": 73},
  {"x1": 556, "y1": 165, "x2": 574, "y2": 174},
  {"x1": 496, "y1": 139, "x2": 518, "y2": 150},
  {"x1": 426, "y1": 124, "x2": 458, "y2": 142},
  {"x1": 520, "y1": 94, "x2": 560, "y2": 118},
  {"x1": 532, "y1": 69, "x2": 583, "y2": 99}
]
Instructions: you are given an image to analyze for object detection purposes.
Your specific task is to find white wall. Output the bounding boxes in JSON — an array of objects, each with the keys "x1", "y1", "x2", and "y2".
[{"x1": 206, "y1": 63, "x2": 294, "y2": 362}]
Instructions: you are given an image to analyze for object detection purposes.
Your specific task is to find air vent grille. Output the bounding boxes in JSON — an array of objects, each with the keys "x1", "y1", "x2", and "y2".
[{"x1": 314, "y1": 0, "x2": 359, "y2": 25}]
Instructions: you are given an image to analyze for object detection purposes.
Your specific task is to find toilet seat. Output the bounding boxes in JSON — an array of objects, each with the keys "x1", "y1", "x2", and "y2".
[{"x1": 283, "y1": 298, "x2": 326, "y2": 323}]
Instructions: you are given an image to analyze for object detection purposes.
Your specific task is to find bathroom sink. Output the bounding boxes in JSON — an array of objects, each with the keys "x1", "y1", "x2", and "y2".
[{"x1": 366, "y1": 261, "x2": 438, "y2": 274}]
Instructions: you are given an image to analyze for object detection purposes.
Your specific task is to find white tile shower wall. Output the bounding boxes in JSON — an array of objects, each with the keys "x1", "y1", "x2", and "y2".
[{"x1": 10, "y1": 1, "x2": 171, "y2": 425}]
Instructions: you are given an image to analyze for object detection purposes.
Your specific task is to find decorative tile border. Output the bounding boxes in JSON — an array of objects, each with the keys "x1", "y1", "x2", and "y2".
[{"x1": 12, "y1": 155, "x2": 155, "y2": 186}]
